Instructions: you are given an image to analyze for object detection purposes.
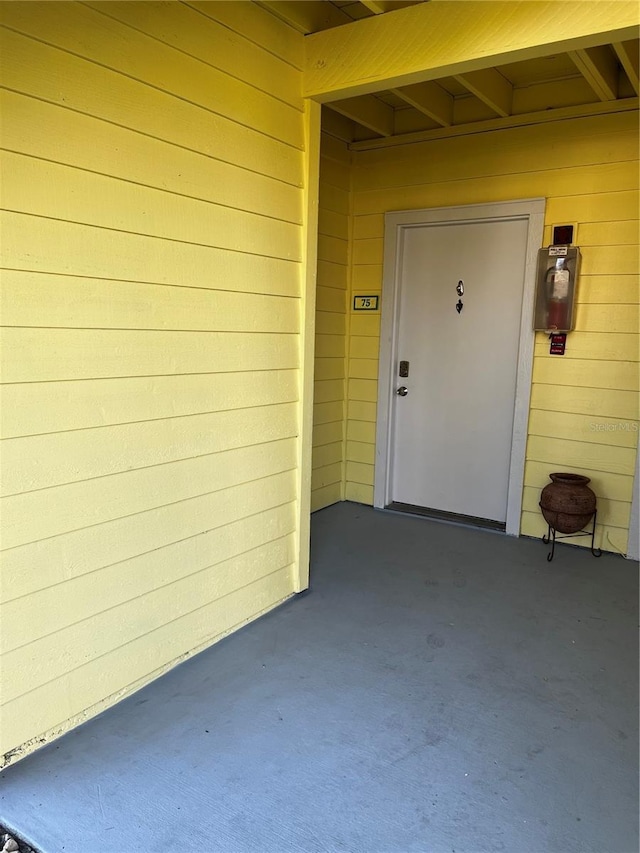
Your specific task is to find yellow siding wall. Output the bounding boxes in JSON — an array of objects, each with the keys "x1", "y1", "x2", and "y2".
[
  {"x1": 311, "y1": 126, "x2": 350, "y2": 511},
  {"x1": 0, "y1": 1, "x2": 307, "y2": 764},
  {"x1": 347, "y1": 112, "x2": 639, "y2": 552}
]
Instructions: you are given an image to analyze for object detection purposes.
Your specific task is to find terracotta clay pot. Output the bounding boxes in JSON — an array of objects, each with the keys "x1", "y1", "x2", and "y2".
[{"x1": 539, "y1": 473, "x2": 596, "y2": 534}]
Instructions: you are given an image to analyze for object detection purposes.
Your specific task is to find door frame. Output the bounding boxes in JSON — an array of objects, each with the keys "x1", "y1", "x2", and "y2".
[
  {"x1": 626, "y1": 449, "x2": 639, "y2": 560},
  {"x1": 373, "y1": 198, "x2": 545, "y2": 536}
]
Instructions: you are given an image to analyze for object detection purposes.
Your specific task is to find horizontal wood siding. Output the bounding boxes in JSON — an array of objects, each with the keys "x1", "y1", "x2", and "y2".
[
  {"x1": 348, "y1": 112, "x2": 639, "y2": 551},
  {"x1": 311, "y1": 124, "x2": 350, "y2": 511},
  {"x1": 0, "y1": 1, "x2": 305, "y2": 763}
]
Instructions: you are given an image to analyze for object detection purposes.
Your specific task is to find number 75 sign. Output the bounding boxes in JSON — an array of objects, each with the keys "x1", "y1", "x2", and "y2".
[{"x1": 353, "y1": 295, "x2": 379, "y2": 311}]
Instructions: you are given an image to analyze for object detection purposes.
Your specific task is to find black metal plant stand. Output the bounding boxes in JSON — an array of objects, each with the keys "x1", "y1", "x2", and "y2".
[{"x1": 541, "y1": 509, "x2": 602, "y2": 562}]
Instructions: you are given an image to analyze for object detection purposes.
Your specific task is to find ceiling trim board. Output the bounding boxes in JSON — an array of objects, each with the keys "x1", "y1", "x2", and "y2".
[{"x1": 349, "y1": 96, "x2": 639, "y2": 151}]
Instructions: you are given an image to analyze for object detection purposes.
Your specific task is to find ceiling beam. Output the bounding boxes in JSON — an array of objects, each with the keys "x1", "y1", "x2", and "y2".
[
  {"x1": 350, "y1": 97, "x2": 639, "y2": 151},
  {"x1": 321, "y1": 107, "x2": 358, "y2": 143},
  {"x1": 258, "y1": 0, "x2": 351, "y2": 34},
  {"x1": 454, "y1": 68, "x2": 513, "y2": 117},
  {"x1": 304, "y1": 1, "x2": 640, "y2": 101},
  {"x1": 569, "y1": 45, "x2": 618, "y2": 100},
  {"x1": 327, "y1": 95, "x2": 394, "y2": 136},
  {"x1": 392, "y1": 81, "x2": 453, "y2": 126},
  {"x1": 613, "y1": 40, "x2": 639, "y2": 95},
  {"x1": 359, "y1": 0, "x2": 387, "y2": 13},
  {"x1": 361, "y1": 0, "x2": 425, "y2": 10}
]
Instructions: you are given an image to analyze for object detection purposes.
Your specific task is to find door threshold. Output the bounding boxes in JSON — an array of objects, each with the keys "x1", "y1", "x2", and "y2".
[{"x1": 386, "y1": 502, "x2": 506, "y2": 532}]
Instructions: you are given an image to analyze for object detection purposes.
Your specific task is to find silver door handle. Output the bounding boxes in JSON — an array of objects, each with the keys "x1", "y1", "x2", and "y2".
[{"x1": 396, "y1": 386, "x2": 409, "y2": 396}]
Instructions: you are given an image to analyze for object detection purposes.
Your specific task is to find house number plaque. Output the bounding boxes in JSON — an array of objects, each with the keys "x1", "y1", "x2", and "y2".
[{"x1": 353, "y1": 295, "x2": 379, "y2": 311}]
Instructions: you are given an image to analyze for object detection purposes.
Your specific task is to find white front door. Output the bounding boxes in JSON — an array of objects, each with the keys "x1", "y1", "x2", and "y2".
[{"x1": 389, "y1": 217, "x2": 530, "y2": 525}]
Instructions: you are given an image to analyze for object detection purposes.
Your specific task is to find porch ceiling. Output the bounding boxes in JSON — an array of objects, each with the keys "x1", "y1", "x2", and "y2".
[{"x1": 259, "y1": 0, "x2": 639, "y2": 148}]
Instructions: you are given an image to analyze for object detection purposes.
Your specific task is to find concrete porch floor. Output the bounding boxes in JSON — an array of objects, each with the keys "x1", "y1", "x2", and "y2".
[{"x1": 1, "y1": 502, "x2": 638, "y2": 853}]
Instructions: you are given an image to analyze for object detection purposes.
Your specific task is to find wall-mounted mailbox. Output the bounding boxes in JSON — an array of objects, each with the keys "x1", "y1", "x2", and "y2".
[{"x1": 533, "y1": 245, "x2": 581, "y2": 333}]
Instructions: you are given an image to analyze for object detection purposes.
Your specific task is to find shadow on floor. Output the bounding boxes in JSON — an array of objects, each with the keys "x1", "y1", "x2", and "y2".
[{"x1": 1, "y1": 503, "x2": 638, "y2": 853}]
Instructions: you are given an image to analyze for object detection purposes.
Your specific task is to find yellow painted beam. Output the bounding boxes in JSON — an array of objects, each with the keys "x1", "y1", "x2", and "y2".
[
  {"x1": 327, "y1": 95, "x2": 394, "y2": 136},
  {"x1": 360, "y1": 0, "x2": 427, "y2": 12},
  {"x1": 569, "y1": 45, "x2": 618, "y2": 100},
  {"x1": 359, "y1": 0, "x2": 387, "y2": 13},
  {"x1": 349, "y1": 96, "x2": 639, "y2": 150},
  {"x1": 614, "y1": 40, "x2": 640, "y2": 94},
  {"x1": 454, "y1": 68, "x2": 513, "y2": 117},
  {"x1": 359, "y1": 1, "x2": 430, "y2": 12},
  {"x1": 391, "y1": 81, "x2": 453, "y2": 126},
  {"x1": 259, "y1": 0, "x2": 351, "y2": 34},
  {"x1": 321, "y1": 106, "x2": 357, "y2": 142},
  {"x1": 360, "y1": 0, "x2": 415, "y2": 13},
  {"x1": 304, "y1": 1, "x2": 640, "y2": 100},
  {"x1": 392, "y1": 75, "x2": 605, "y2": 134}
]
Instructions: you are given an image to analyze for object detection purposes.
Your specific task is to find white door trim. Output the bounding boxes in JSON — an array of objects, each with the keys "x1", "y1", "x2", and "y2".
[
  {"x1": 626, "y1": 449, "x2": 639, "y2": 560},
  {"x1": 374, "y1": 198, "x2": 545, "y2": 536}
]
